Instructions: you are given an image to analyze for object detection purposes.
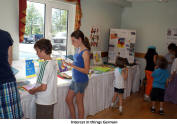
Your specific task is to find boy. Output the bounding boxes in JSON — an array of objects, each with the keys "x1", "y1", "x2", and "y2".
[
  {"x1": 150, "y1": 56, "x2": 169, "y2": 115},
  {"x1": 29, "y1": 39, "x2": 57, "y2": 119}
]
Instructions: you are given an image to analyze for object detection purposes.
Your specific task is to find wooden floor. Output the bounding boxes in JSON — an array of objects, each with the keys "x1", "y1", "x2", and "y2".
[{"x1": 87, "y1": 90, "x2": 177, "y2": 119}]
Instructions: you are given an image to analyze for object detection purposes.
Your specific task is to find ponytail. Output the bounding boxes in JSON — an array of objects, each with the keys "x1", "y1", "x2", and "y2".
[
  {"x1": 71, "y1": 30, "x2": 91, "y2": 51},
  {"x1": 84, "y1": 37, "x2": 91, "y2": 51}
]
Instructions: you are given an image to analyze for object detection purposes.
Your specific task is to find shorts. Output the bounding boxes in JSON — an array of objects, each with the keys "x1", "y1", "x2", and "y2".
[
  {"x1": 0, "y1": 81, "x2": 23, "y2": 119},
  {"x1": 69, "y1": 81, "x2": 88, "y2": 93},
  {"x1": 114, "y1": 87, "x2": 124, "y2": 94},
  {"x1": 36, "y1": 104, "x2": 54, "y2": 119},
  {"x1": 150, "y1": 88, "x2": 165, "y2": 102}
]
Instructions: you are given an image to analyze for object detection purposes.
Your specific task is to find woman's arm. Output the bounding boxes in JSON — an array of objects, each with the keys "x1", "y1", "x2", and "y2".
[
  {"x1": 63, "y1": 51, "x2": 90, "y2": 74},
  {"x1": 8, "y1": 46, "x2": 13, "y2": 66}
]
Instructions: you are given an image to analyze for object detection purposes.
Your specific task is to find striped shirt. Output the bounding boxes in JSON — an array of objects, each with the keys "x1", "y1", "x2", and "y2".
[{"x1": 35, "y1": 60, "x2": 57, "y2": 105}]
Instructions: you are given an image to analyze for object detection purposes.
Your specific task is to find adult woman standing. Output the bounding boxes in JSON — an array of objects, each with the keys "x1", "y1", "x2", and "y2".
[
  {"x1": 0, "y1": 29, "x2": 23, "y2": 119},
  {"x1": 64, "y1": 30, "x2": 90, "y2": 119}
]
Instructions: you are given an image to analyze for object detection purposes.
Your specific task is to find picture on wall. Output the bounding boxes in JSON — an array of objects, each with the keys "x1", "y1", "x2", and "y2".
[
  {"x1": 90, "y1": 26, "x2": 100, "y2": 47},
  {"x1": 166, "y1": 27, "x2": 177, "y2": 46}
]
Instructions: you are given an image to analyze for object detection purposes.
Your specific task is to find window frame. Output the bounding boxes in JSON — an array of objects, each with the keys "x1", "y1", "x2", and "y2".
[{"x1": 21, "y1": 0, "x2": 75, "y2": 59}]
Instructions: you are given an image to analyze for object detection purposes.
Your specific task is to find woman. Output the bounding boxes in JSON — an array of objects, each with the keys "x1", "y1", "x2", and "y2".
[
  {"x1": 0, "y1": 29, "x2": 23, "y2": 119},
  {"x1": 64, "y1": 30, "x2": 90, "y2": 119}
]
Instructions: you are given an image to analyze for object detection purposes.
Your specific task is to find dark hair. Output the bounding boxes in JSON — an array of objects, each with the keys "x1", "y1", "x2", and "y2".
[
  {"x1": 115, "y1": 56, "x2": 128, "y2": 68},
  {"x1": 157, "y1": 56, "x2": 168, "y2": 69},
  {"x1": 34, "y1": 38, "x2": 52, "y2": 55},
  {"x1": 145, "y1": 48, "x2": 158, "y2": 59},
  {"x1": 71, "y1": 30, "x2": 91, "y2": 51},
  {"x1": 168, "y1": 43, "x2": 176, "y2": 51}
]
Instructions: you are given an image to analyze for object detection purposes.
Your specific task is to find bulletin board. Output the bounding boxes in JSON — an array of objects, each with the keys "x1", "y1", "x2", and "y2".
[
  {"x1": 166, "y1": 27, "x2": 177, "y2": 46},
  {"x1": 108, "y1": 29, "x2": 136, "y2": 64}
]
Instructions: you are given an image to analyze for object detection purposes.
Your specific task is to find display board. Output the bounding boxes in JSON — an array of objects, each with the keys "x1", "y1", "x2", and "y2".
[
  {"x1": 108, "y1": 29, "x2": 136, "y2": 64},
  {"x1": 166, "y1": 27, "x2": 177, "y2": 46}
]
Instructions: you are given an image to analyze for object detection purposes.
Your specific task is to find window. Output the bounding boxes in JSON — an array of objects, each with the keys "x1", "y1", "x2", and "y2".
[{"x1": 19, "y1": 0, "x2": 75, "y2": 60}]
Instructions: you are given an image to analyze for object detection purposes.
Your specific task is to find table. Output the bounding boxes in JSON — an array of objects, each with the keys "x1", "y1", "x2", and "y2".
[{"x1": 20, "y1": 65, "x2": 140, "y2": 119}]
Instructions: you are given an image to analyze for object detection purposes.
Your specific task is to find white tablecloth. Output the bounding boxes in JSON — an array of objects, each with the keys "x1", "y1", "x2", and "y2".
[{"x1": 20, "y1": 65, "x2": 140, "y2": 119}]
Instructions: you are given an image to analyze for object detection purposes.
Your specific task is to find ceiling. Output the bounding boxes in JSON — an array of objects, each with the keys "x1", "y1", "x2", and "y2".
[{"x1": 104, "y1": 0, "x2": 168, "y2": 6}]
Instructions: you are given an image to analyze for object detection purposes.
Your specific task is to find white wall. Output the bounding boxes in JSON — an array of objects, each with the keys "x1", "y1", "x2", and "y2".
[
  {"x1": 121, "y1": 0, "x2": 177, "y2": 80},
  {"x1": 80, "y1": 0, "x2": 122, "y2": 53},
  {"x1": 121, "y1": 0, "x2": 177, "y2": 55},
  {"x1": 0, "y1": 0, "x2": 19, "y2": 60}
]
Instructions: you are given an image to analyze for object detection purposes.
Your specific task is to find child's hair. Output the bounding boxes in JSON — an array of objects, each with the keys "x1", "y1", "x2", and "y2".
[
  {"x1": 71, "y1": 30, "x2": 91, "y2": 51},
  {"x1": 34, "y1": 38, "x2": 52, "y2": 55},
  {"x1": 168, "y1": 43, "x2": 176, "y2": 51},
  {"x1": 168, "y1": 43, "x2": 177, "y2": 58},
  {"x1": 157, "y1": 56, "x2": 168, "y2": 69},
  {"x1": 145, "y1": 47, "x2": 157, "y2": 59},
  {"x1": 115, "y1": 56, "x2": 127, "y2": 68}
]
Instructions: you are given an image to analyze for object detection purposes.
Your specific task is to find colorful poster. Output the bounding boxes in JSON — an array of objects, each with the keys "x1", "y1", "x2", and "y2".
[
  {"x1": 93, "y1": 51, "x2": 103, "y2": 65},
  {"x1": 90, "y1": 26, "x2": 100, "y2": 47},
  {"x1": 166, "y1": 28, "x2": 177, "y2": 46},
  {"x1": 108, "y1": 29, "x2": 136, "y2": 64},
  {"x1": 117, "y1": 38, "x2": 125, "y2": 48},
  {"x1": 110, "y1": 33, "x2": 118, "y2": 40},
  {"x1": 57, "y1": 59, "x2": 68, "y2": 73},
  {"x1": 26, "y1": 60, "x2": 36, "y2": 78}
]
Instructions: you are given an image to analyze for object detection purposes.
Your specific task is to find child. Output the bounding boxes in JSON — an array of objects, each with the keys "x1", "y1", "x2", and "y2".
[
  {"x1": 111, "y1": 56, "x2": 128, "y2": 114},
  {"x1": 170, "y1": 45, "x2": 177, "y2": 77},
  {"x1": 165, "y1": 43, "x2": 176, "y2": 73},
  {"x1": 150, "y1": 56, "x2": 169, "y2": 115},
  {"x1": 28, "y1": 39, "x2": 57, "y2": 119},
  {"x1": 144, "y1": 46, "x2": 158, "y2": 101}
]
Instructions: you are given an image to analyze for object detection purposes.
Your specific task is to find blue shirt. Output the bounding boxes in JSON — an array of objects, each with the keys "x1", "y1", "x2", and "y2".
[
  {"x1": 152, "y1": 68, "x2": 169, "y2": 89},
  {"x1": 72, "y1": 49, "x2": 89, "y2": 83},
  {"x1": 0, "y1": 29, "x2": 16, "y2": 83}
]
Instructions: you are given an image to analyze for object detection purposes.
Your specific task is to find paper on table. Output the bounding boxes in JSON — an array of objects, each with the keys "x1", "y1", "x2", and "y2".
[{"x1": 12, "y1": 60, "x2": 26, "y2": 82}]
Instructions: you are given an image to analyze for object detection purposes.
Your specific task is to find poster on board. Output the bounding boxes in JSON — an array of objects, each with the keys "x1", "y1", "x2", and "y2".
[
  {"x1": 108, "y1": 29, "x2": 136, "y2": 64},
  {"x1": 166, "y1": 28, "x2": 177, "y2": 46}
]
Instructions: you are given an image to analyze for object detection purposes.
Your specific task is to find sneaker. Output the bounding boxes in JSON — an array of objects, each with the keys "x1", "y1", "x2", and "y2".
[
  {"x1": 144, "y1": 96, "x2": 151, "y2": 102},
  {"x1": 119, "y1": 107, "x2": 123, "y2": 115},
  {"x1": 159, "y1": 110, "x2": 164, "y2": 115},
  {"x1": 151, "y1": 107, "x2": 156, "y2": 113},
  {"x1": 110, "y1": 103, "x2": 115, "y2": 109}
]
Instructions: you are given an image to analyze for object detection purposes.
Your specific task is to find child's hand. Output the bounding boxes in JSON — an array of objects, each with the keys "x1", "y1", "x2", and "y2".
[
  {"x1": 62, "y1": 61, "x2": 72, "y2": 67},
  {"x1": 28, "y1": 88, "x2": 36, "y2": 95}
]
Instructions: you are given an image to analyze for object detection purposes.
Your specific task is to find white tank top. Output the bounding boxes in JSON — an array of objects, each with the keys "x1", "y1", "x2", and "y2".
[{"x1": 114, "y1": 67, "x2": 124, "y2": 89}]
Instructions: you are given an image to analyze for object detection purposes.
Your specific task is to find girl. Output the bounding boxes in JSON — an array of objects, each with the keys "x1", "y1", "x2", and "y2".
[
  {"x1": 64, "y1": 30, "x2": 90, "y2": 119},
  {"x1": 111, "y1": 56, "x2": 128, "y2": 114},
  {"x1": 144, "y1": 46, "x2": 158, "y2": 101}
]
